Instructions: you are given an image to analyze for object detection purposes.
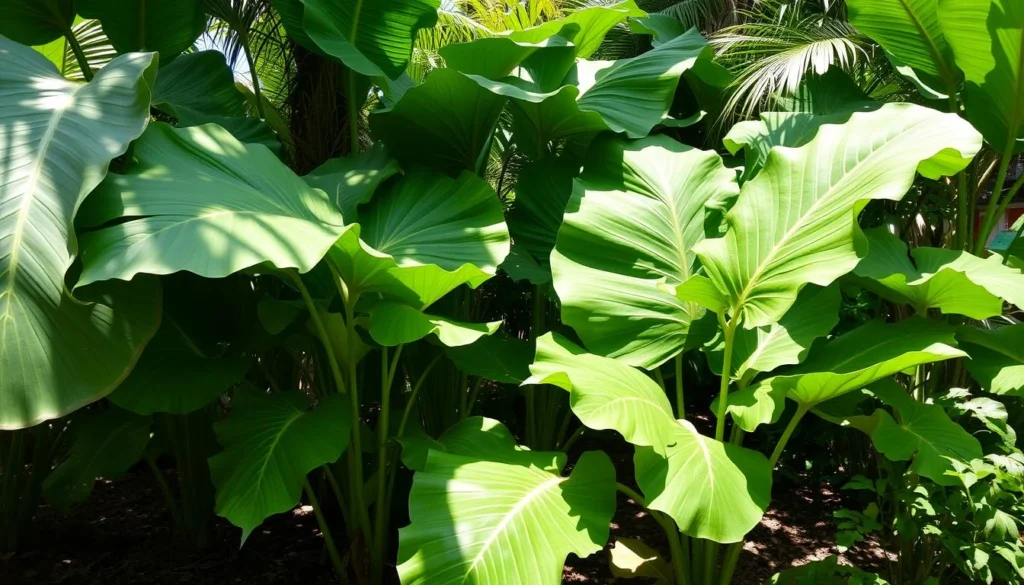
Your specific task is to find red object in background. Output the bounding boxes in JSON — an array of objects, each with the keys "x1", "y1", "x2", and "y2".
[{"x1": 975, "y1": 204, "x2": 1024, "y2": 246}]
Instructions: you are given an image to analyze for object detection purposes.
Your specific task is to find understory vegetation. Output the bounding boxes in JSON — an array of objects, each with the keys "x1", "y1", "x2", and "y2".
[{"x1": 2, "y1": 0, "x2": 1024, "y2": 584}]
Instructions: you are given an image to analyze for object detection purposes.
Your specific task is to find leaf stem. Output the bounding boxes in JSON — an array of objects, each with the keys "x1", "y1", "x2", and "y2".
[
  {"x1": 63, "y1": 27, "x2": 93, "y2": 81},
  {"x1": 303, "y1": 479, "x2": 346, "y2": 581},
  {"x1": 372, "y1": 344, "x2": 402, "y2": 581},
  {"x1": 769, "y1": 404, "x2": 809, "y2": 468},
  {"x1": 348, "y1": 68, "x2": 360, "y2": 154},
  {"x1": 675, "y1": 354, "x2": 685, "y2": 419},
  {"x1": 974, "y1": 147, "x2": 1015, "y2": 254},
  {"x1": 288, "y1": 270, "x2": 346, "y2": 394},
  {"x1": 715, "y1": 316, "x2": 738, "y2": 441},
  {"x1": 239, "y1": 29, "x2": 265, "y2": 119},
  {"x1": 397, "y1": 354, "x2": 442, "y2": 438},
  {"x1": 616, "y1": 483, "x2": 689, "y2": 585}
]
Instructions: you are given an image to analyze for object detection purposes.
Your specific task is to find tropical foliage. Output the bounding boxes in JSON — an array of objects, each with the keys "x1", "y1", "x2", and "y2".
[{"x1": 2, "y1": 1, "x2": 1024, "y2": 584}]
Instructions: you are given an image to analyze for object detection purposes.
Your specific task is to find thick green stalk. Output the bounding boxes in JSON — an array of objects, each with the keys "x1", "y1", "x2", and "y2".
[
  {"x1": 288, "y1": 271, "x2": 346, "y2": 394},
  {"x1": 342, "y1": 290, "x2": 373, "y2": 546},
  {"x1": 975, "y1": 149, "x2": 1012, "y2": 254},
  {"x1": 715, "y1": 317, "x2": 738, "y2": 441},
  {"x1": 675, "y1": 355, "x2": 685, "y2": 419},
  {"x1": 63, "y1": 28, "x2": 93, "y2": 81},
  {"x1": 397, "y1": 355, "x2": 442, "y2": 438},
  {"x1": 373, "y1": 345, "x2": 403, "y2": 580},
  {"x1": 717, "y1": 542, "x2": 743, "y2": 585},
  {"x1": 769, "y1": 405, "x2": 809, "y2": 468},
  {"x1": 145, "y1": 456, "x2": 184, "y2": 532},
  {"x1": 304, "y1": 479, "x2": 346, "y2": 582},
  {"x1": 616, "y1": 483, "x2": 689, "y2": 585},
  {"x1": 239, "y1": 30, "x2": 265, "y2": 119}
]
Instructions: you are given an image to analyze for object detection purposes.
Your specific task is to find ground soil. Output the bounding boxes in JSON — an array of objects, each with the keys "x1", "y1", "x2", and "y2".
[{"x1": 1, "y1": 458, "x2": 888, "y2": 585}]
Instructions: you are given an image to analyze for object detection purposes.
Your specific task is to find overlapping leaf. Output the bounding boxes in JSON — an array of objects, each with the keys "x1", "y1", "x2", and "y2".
[
  {"x1": 301, "y1": 144, "x2": 401, "y2": 222},
  {"x1": 1, "y1": 40, "x2": 161, "y2": 429},
  {"x1": 77, "y1": 0, "x2": 205, "y2": 59},
  {"x1": 366, "y1": 302, "x2": 499, "y2": 347},
  {"x1": 527, "y1": 333, "x2": 771, "y2": 542},
  {"x1": 77, "y1": 123, "x2": 349, "y2": 286},
  {"x1": 327, "y1": 170, "x2": 509, "y2": 309},
  {"x1": 853, "y1": 228, "x2": 1024, "y2": 318},
  {"x1": 695, "y1": 104, "x2": 981, "y2": 328},
  {"x1": 397, "y1": 418, "x2": 616, "y2": 585},
  {"x1": 209, "y1": 389, "x2": 352, "y2": 541},
  {"x1": 957, "y1": 325, "x2": 1024, "y2": 396},
  {"x1": 552, "y1": 135, "x2": 737, "y2": 367}
]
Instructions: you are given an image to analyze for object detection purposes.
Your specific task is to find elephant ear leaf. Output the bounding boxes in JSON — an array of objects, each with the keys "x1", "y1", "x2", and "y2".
[
  {"x1": 299, "y1": 0, "x2": 440, "y2": 79},
  {"x1": 1, "y1": 40, "x2": 161, "y2": 429},
  {"x1": 847, "y1": 0, "x2": 959, "y2": 97},
  {"x1": 397, "y1": 417, "x2": 617, "y2": 585},
  {"x1": 209, "y1": 389, "x2": 352, "y2": 542},
  {"x1": 366, "y1": 302, "x2": 500, "y2": 348},
  {"x1": 302, "y1": 144, "x2": 401, "y2": 222},
  {"x1": 766, "y1": 318, "x2": 965, "y2": 409},
  {"x1": 527, "y1": 334, "x2": 771, "y2": 543},
  {"x1": 957, "y1": 325, "x2": 1024, "y2": 396},
  {"x1": 327, "y1": 171, "x2": 510, "y2": 309},
  {"x1": 76, "y1": 123, "x2": 350, "y2": 286},
  {"x1": 508, "y1": 0, "x2": 645, "y2": 59},
  {"x1": 43, "y1": 407, "x2": 152, "y2": 511},
  {"x1": 696, "y1": 104, "x2": 981, "y2": 329},
  {"x1": 77, "y1": 0, "x2": 206, "y2": 59},
  {"x1": 869, "y1": 381, "x2": 982, "y2": 486},
  {"x1": 939, "y1": 0, "x2": 1024, "y2": 152},
  {"x1": 552, "y1": 135, "x2": 737, "y2": 368}
]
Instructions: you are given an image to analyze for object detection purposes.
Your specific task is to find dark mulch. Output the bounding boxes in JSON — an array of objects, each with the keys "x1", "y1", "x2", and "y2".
[{"x1": 3, "y1": 461, "x2": 887, "y2": 585}]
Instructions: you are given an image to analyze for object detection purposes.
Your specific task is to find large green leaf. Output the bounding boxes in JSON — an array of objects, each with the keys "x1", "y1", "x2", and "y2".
[
  {"x1": 76, "y1": 123, "x2": 349, "y2": 286},
  {"x1": 42, "y1": 406, "x2": 152, "y2": 511},
  {"x1": 527, "y1": 333, "x2": 771, "y2": 542},
  {"x1": 552, "y1": 135, "x2": 737, "y2": 367},
  {"x1": 705, "y1": 285, "x2": 841, "y2": 384},
  {"x1": 370, "y1": 68, "x2": 507, "y2": 176},
  {"x1": 151, "y1": 50, "x2": 247, "y2": 118},
  {"x1": 507, "y1": 0, "x2": 645, "y2": 59},
  {"x1": 299, "y1": 0, "x2": 440, "y2": 79},
  {"x1": 209, "y1": 389, "x2": 352, "y2": 541},
  {"x1": 852, "y1": 228, "x2": 1024, "y2": 318},
  {"x1": 366, "y1": 302, "x2": 500, "y2": 347},
  {"x1": 847, "y1": 0, "x2": 959, "y2": 94},
  {"x1": 762, "y1": 318, "x2": 966, "y2": 408},
  {"x1": 77, "y1": 0, "x2": 205, "y2": 59},
  {"x1": 869, "y1": 381, "x2": 982, "y2": 486},
  {"x1": 0, "y1": 0, "x2": 74, "y2": 46},
  {"x1": 609, "y1": 538, "x2": 673, "y2": 585},
  {"x1": 34, "y1": 18, "x2": 117, "y2": 82},
  {"x1": 301, "y1": 144, "x2": 401, "y2": 222},
  {"x1": 957, "y1": 325, "x2": 1024, "y2": 396},
  {"x1": 397, "y1": 428, "x2": 616, "y2": 585},
  {"x1": 940, "y1": 0, "x2": 1024, "y2": 151},
  {"x1": 327, "y1": 170, "x2": 510, "y2": 308},
  {"x1": 0, "y1": 41, "x2": 161, "y2": 429},
  {"x1": 695, "y1": 104, "x2": 981, "y2": 329},
  {"x1": 634, "y1": 421, "x2": 772, "y2": 543},
  {"x1": 107, "y1": 326, "x2": 249, "y2": 415},
  {"x1": 440, "y1": 35, "x2": 577, "y2": 92}
]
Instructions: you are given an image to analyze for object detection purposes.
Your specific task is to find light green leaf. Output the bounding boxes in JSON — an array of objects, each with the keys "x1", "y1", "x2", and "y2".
[
  {"x1": 696, "y1": 104, "x2": 981, "y2": 329},
  {"x1": 772, "y1": 67, "x2": 877, "y2": 115},
  {"x1": 609, "y1": 538, "x2": 674, "y2": 584},
  {"x1": 507, "y1": 0, "x2": 645, "y2": 59},
  {"x1": 630, "y1": 14, "x2": 689, "y2": 48},
  {"x1": 706, "y1": 285, "x2": 841, "y2": 383},
  {"x1": 770, "y1": 555, "x2": 890, "y2": 584},
  {"x1": 397, "y1": 448, "x2": 616, "y2": 585},
  {"x1": 527, "y1": 333, "x2": 771, "y2": 542},
  {"x1": 443, "y1": 334, "x2": 534, "y2": 385},
  {"x1": 634, "y1": 420, "x2": 771, "y2": 543},
  {"x1": 177, "y1": 111, "x2": 282, "y2": 156},
  {"x1": 152, "y1": 50, "x2": 247, "y2": 118},
  {"x1": 43, "y1": 407, "x2": 152, "y2": 511},
  {"x1": 716, "y1": 382, "x2": 787, "y2": 433},
  {"x1": 0, "y1": 0, "x2": 74, "y2": 46},
  {"x1": 76, "y1": 123, "x2": 349, "y2": 286},
  {"x1": 209, "y1": 389, "x2": 352, "y2": 541},
  {"x1": 939, "y1": 0, "x2": 1024, "y2": 152},
  {"x1": 552, "y1": 135, "x2": 737, "y2": 368},
  {"x1": 671, "y1": 275, "x2": 729, "y2": 315},
  {"x1": 870, "y1": 382, "x2": 982, "y2": 485},
  {"x1": 764, "y1": 318, "x2": 966, "y2": 408},
  {"x1": 440, "y1": 34, "x2": 577, "y2": 92},
  {"x1": 853, "y1": 228, "x2": 1024, "y2": 318},
  {"x1": 1, "y1": 41, "x2": 161, "y2": 429},
  {"x1": 108, "y1": 327, "x2": 250, "y2": 415},
  {"x1": 847, "y1": 0, "x2": 958, "y2": 94},
  {"x1": 366, "y1": 302, "x2": 499, "y2": 347},
  {"x1": 397, "y1": 416, "x2": 547, "y2": 473},
  {"x1": 299, "y1": 0, "x2": 440, "y2": 79},
  {"x1": 327, "y1": 170, "x2": 509, "y2": 309},
  {"x1": 526, "y1": 333, "x2": 680, "y2": 453},
  {"x1": 957, "y1": 325, "x2": 1024, "y2": 396},
  {"x1": 302, "y1": 144, "x2": 401, "y2": 222},
  {"x1": 77, "y1": 0, "x2": 206, "y2": 59},
  {"x1": 370, "y1": 68, "x2": 507, "y2": 176}
]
